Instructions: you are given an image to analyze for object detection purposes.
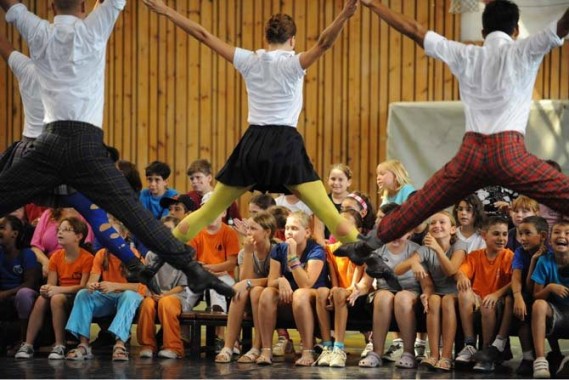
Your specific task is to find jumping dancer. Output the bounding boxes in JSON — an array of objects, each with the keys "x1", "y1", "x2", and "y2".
[
  {"x1": 338, "y1": 0, "x2": 569, "y2": 276},
  {"x1": 0, "y1": 0, "x2": 232, "y2": 297},
  {"x1": 143, "y1": 0, "x2": 361, "y2": 248}
]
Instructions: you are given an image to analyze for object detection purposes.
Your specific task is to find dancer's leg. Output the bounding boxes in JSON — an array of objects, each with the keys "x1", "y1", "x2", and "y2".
[
  {"x1": 173, "y1": 182, "x2": 249, "y2": 242},
  {"x1": 65, "y1": 192, "x2": 137, "y2": 263},
  {"x1": 289, "y1": 181, "x2": 359, "y2": 243}
]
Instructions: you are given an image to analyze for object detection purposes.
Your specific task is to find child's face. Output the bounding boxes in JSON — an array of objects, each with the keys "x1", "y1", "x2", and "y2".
[
  {"x1": 341, "y1": 198, "x2": 366, "y2": 218},
  {"x1": 456, "y1": 201, "x2": 474, "y2": 228},
  {"x1": 146, "y1": 174, "x2": 167, "y2": 196},
  {"x1": 518, "y1": 222, "x2": 544, "y2": 252},
  {"x1": 375, "y1": 209, "x2": 385, "y2": 226},
  {"x1": 57, "y1": 221, "x2": 81, "y2": 247},
  {"x1": 376, "y1": 164, "x2": 396, "y2": 192},
  {"x1": 189, "y1": 171, "x2": 212, "y2": 194},
  {"x1": 0, "y1": 218, "x2": 16, "y2": 246},
  {"x1": 284, "y1": 216, "x2": 310, "y2": 244},
  {"x1": 550, "y1": 224, "x2": 569, "y2": 256},
  {"x1": 168, "y1": 203, "x2": 188, "y2": 220},
  {"x1": 428, "y1": 213, "x2": 455, "y2": 240},
  {"x1": 327, "y1": 169, "x2": 351, "y2": 195},
  {"x1": 511, "y1": 207, "x2": 537, "y2": 227},
  {"x1": 482, "y1": 223, "x2": 508, "y2": 252},
  {"x1": 248, "y1": 202, "x2": 263, "y2": 216},
  {"x1": 247, "y1": 219, "x2": 269, "y2": 244}
]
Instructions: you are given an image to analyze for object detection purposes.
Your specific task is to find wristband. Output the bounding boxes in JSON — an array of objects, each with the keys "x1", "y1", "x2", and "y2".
[
  {"x1": 288, "y1": 256, "x2": 299, "y2": 262},
  {"x1": 290, "y1": 262, "x2": 301, "y2": 271}
]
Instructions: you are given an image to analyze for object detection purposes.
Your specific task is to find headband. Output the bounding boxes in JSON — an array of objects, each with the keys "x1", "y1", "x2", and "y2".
[{"x1": 347, "y1": 193, "x2": 368, "y2": 213}]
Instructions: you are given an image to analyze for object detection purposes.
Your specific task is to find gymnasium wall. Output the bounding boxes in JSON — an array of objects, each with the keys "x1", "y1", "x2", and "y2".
[{"x1": 1, "y1": 0, "x2": 567, "y2": 213}]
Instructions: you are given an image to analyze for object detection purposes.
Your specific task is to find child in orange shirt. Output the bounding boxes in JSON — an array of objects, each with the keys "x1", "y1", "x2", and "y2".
[
  {"x1": 454, "y1": 216, "x2": 514, "y2": 372},
  {"x1": 65, "y1": 216, "x2": 144, "y2": 361},
  {"x1": 187, "y1": 192, "x2": 240, "y2": 348},
  {"x1": 15, "y1": 217, "x2": 93, "y2": 360}
]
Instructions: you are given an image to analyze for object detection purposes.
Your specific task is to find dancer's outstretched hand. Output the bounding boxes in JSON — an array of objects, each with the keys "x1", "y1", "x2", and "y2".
[
  {"x1": 341, "y1": 0, "x2": 359, "y2": 18},
  {"x1": 143, "y1": 0, "x2": 170, "y2": 15}
]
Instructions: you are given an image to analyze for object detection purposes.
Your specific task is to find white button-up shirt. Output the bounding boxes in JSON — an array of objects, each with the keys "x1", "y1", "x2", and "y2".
[
  {"x1": 234, "y1": 48, "x2": 305, "y2": 127},
  {"x1": 424, "y1": 23, "x2": 564, "y2": 135},
  {"x1": 8, "y1": 52, "x2": 44, "y2": 138},
  {"x1": 5, "y1": 0, "x2": 126, "y2": 129}
]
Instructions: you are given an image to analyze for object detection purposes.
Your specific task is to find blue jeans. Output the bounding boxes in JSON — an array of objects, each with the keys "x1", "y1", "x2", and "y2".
[{"x1": 66, "y1": 289, "x2": 142, "y2": 342}]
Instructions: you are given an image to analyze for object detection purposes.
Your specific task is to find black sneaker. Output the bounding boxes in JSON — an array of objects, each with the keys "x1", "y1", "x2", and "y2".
[
  {"x1": 126, "y1": 257, "x2": 162, "y2": 294},
  {"x1": 473, "y1": 346, "x2": 502, "y2": 364},
  {"x1": 516, "y1": 359, "x2": 534, "y2": 376},
  {"x1": 548, "y1": 350, "x2": 565, "y2": 375},
  {"x1": 473, "y1": 360, "x2": 495, "y2": 373}
]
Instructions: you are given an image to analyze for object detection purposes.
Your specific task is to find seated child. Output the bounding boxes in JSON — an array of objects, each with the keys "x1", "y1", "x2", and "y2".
[
  {"x1": 395, "y1": 211, "x2": 467, "y2": 371},
  {"x1": 0, "y1": 216, "x2": 40, "y2": 352},
  {"x1": 137, "y1": 217, "x2": 191, "y2": 359},
  {"x1": 454, "y1": 216, "x2": 514, "y2": 372},
  {"x1": 15, "y1": 217, "x2": 93, "y2": 360},
  {"x1": 531, "y1": 221, "x2": 569, "y2": 379},
  {"x1": 65, "y1": 216, "x2": 144, "y2": 361}
]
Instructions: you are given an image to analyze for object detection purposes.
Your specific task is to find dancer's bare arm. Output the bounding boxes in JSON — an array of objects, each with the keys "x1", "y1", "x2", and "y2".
[
  {"x1": 143, "y1": 0, "x2": 235, "y2": 63},
  {"x1": 361, "y1": 0, "x2": 427, "y2": 48},
  {"x1": 0, "y1": 0, "x2": 18, "y2": 12},
  {"x1": 0, "y1": 33, "x2": 15, "y2": 61},
  {"x1": 299, "y1": 0, "x2": 357, "y2": 69},
  {"x1": 558, "y1": 8, "x2": 569, "y2": 38}
]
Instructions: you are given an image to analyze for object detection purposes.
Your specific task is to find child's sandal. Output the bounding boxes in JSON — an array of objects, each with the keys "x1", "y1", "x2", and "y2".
[
  {"x1": 237, "y1": 348, "x2": 261, "y2": 363},
  {"x1": 435, "y1": 357, "x2": 453, "y2": 371},
  {"x1": 112, "y1": 345, "x2": 129, "y2": 361},
  {"x1": 215, "y1": 347, "x2": 234, "y2": 363},
  {"x1": 295, "y1": 350, "x2": 315, "y2": 366},
  {"x1": 420, "y1": 356, "x2": 438, "y2": 370}
]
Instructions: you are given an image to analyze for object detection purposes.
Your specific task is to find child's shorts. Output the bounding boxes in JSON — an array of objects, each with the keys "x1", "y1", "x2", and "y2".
[{"x1": 546, "y1": 303, "x2": 569, "y2": 337}]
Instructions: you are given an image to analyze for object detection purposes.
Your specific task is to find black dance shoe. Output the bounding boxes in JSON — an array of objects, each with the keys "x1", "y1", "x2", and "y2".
[
  {"x1": 125, "y1": 257, "x2": 162, "y2": 295},
  {"x1": 334, "y1": 234, "x2": 384, "y2": 266},
  {"x1": 183, "y1": 261, "x2": 235, "y2": 298},
  {"x1": 364, "y1": 253, "x2": 402, "y2": 291}
]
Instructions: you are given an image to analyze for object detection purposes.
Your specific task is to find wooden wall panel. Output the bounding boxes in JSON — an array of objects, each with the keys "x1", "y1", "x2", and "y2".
[{"x1": 1, "y1": 0, "x2": 568, "y2": 215}]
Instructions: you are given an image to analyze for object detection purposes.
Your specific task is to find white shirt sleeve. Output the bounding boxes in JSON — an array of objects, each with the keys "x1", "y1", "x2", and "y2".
[
  {"x1": 84, "y1": 0, "x2": 127, "y2": 41},
  {"x1": 7, "y1": 51, "x2": 32, "y2": 82},
  {"x1": 233, "y1": 47, "x2": 254, "y2": 75},
  {"x1": 5, "y1": 3, "x2": 50, "y2": 54},
  {"x1": 423, "y1": 30, "x2": 467, "y2": 74},
  {"x1": 517, "y1": 22, "x2": 564, "y2": 59}
]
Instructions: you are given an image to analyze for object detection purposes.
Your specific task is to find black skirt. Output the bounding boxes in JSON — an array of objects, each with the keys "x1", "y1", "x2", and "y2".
[{"x1": 216, "y1": 125, "x2": 320, "y2": 194}]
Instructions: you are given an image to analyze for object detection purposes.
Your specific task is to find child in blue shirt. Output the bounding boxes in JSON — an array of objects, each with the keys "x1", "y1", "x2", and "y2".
[{"x1": 531, "y1": 221, "x2": 569, "y2": 378}]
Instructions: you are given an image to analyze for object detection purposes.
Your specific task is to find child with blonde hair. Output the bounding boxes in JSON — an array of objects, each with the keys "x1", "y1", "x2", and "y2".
[{"x1": 376, "y1": 160, "x2": 415, "y2": 206}]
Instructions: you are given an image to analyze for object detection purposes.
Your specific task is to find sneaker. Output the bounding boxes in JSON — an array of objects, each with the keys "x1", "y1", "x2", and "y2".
[
  {"x1": 329, "y1": 347, "x2": 347, "y2": 368},
  {"x1": 48, "y1": 345, "x2": 66, "y2": 360},
  {"x1": 473, "y1": 360, "x2": 495, "y2": 372},
  {"x1": 313, "y1": 342, "x2": 324, "y2": 355},
  {"x1": 414, "y1": 341, "x2": 427, "y2": 360},
  {"x1": 158, "y1": 349, "x2": 181, "y2": 359},
  {"x1": 516, "y1": 359, "x2": 534, "y2": 376},
  {"x1": 473, "y1": 346, "x2": 502, "y2": 364},
  {"x1": 314, "y1": 347, "x2": 333, "y2": 367},
  {"x1": 534, "y1": 357, "x2": 551, "y2": 379},
  {"x1": 14, "y1": 343, "x2": 34, "y2": 359},
  {"x1": 455, "y1": 344, "x2": 477, "y2": 364},
  {"x1": 360, "y1": 342, "x2": 373, "y2": 358},
  {"x1": 139, "y1": 348, "x2": 154, "y2": 358},
  {"x1": 214, "y1": 337, "x2": 224, "y2": 354},
  {"x1": 272, "y1": 336, "x2": 294, "y2": 357},
  {"x1": 382, "y1": 340, "x2": 403, "y2": 362}
]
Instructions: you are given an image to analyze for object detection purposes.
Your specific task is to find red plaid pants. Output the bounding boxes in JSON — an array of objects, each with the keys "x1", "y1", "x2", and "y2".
[{"x1": 378, "y1": 131, "x2": 569, "y2": 242}]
